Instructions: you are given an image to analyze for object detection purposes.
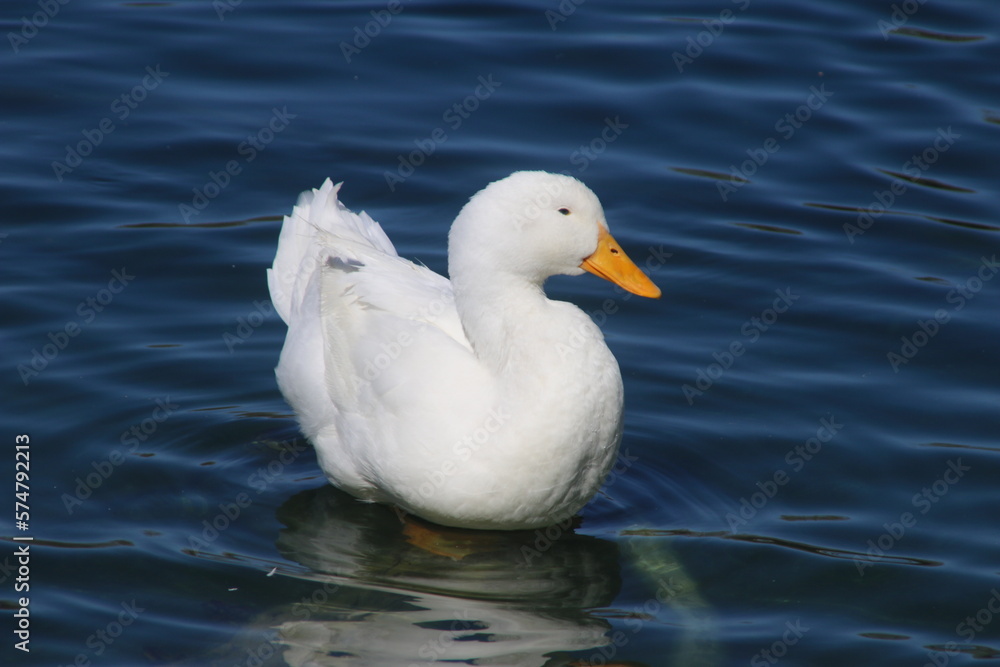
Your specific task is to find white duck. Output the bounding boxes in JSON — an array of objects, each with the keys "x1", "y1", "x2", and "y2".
[{"x1": 267, "y1": 171, "x2": 660, "y2": 530}]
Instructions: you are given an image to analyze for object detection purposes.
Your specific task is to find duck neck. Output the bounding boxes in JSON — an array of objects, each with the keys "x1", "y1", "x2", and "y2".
[{"x1": 451, "y1": 270, "x2": 554, "y2": 374}]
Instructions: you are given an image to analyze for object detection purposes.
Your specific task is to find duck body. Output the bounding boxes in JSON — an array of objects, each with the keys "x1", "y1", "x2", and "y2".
[{"x1": 268, "y1": 172, "x2": 659, "y2": 530}]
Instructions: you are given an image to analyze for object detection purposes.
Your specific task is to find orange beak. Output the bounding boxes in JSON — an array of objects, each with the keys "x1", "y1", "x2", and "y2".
[{"x1": 580, "y1": 227, "x2": 661, "y2": 298}]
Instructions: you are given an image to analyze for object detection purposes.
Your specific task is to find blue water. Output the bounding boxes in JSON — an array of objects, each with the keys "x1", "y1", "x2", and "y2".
[{"x1": 4, "y1": 1, "x2": 1000, "y2": 664}]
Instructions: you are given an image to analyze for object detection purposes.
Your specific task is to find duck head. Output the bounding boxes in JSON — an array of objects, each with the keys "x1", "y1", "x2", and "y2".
[{"x1": 448, "y1": 171, "x2": 661, "y2": 298}]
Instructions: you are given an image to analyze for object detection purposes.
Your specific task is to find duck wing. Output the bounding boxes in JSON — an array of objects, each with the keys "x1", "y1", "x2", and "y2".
[{"x1": 266, "y1": 180, "x2": 483, "y2": 497}]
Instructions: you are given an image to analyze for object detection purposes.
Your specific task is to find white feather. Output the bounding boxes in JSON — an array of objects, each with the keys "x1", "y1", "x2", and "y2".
[{"x1": 267, "y1": 172, "x2": 655, "y2": 529}]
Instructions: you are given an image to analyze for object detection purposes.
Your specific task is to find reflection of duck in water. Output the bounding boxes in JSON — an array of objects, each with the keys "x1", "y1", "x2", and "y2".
[
  {"x1": 197, "y1": 486, "x2": 717, "y2": 666},
  {"x1": 268, "y1": 486, "x2": 624, "y2": 666}
]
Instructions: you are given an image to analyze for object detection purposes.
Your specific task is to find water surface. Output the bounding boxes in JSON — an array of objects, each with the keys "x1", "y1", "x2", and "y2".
[{"x1": 3, "y1": 1, "x2": 1000, "y2": 665}]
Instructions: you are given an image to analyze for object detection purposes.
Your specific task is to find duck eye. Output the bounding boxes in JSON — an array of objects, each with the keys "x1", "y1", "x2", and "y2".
[{"x1": 557, "y1": 208, "x2": 571, "y2": 216}]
